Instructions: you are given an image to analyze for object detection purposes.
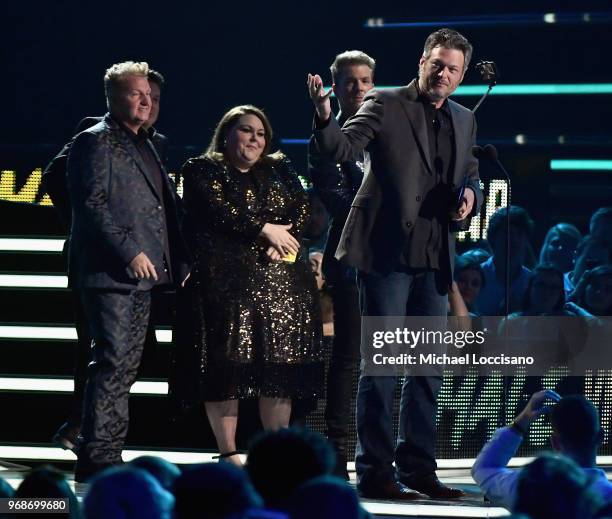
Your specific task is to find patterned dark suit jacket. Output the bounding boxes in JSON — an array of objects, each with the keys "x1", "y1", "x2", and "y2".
[{"x1": 67, "y1": 113, "x2": 190, "y2": 290}]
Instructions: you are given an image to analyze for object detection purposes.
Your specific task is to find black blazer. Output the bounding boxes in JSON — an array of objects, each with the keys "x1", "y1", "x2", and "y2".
[
  {"x1": 67, "y1": 114, "x2": 190, "y2": 290},
  {"x1": 313, "y1": 80, "x2": 484, "y2": 277},
  {"x1": 309, "y1": 132, "x2": 364, "y2": 285}
]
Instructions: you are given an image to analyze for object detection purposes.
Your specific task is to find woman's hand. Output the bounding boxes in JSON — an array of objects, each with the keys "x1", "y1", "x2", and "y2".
[
  {"x1": 265, "y1": 246, "x2": 283, "y2": 262},
  {"x1": 260, "y1": 223, "x2": 299, "y2": 256}
]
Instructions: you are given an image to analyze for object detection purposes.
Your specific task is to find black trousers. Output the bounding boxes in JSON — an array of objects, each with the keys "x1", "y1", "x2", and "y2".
[
  {"x1": 325, "y1": 280, "x2": 361, "y2": 443},
  {"x1": 78, "y1": 289, "x2": 151, "y2": 464}
]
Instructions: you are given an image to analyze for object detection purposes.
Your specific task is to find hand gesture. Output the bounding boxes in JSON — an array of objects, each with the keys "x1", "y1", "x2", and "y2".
[
  {"x1": 307, "y1": 73, "x2": 333, "y2": 122},
  {"x1": 260, "y1": 223, "x2": 299, "y2": 257},
  {"x1": 129, "y1": 252, "x2": 158, "y2": 281},
  {"x1": 514, "y1": 389, "x2": 561, "y2": 431}
]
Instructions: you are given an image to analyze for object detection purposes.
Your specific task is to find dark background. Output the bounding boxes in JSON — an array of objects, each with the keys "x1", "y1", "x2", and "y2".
[{"x1": 2, "y1": 0, "x2": 612, "y2": 244}]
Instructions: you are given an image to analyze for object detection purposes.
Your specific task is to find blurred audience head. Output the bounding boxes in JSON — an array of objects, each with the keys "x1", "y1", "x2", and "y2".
[
  {"x1": 15, "y1": 466, "x2": 80, "y2": 518},
  {"x1": 454, "y1": 255, "x2": 485, "y2": 306},
  {"x1": 571, "y1": 235, "x2": 611, "y2": 282},
  {"x1": 487, "y1": 206, "x2": 534, "y2": 269},
  {"x1": 0, "y1": 476, "x2": 14, "y2": 498},
  {"x1": 84, "y1": 466, "x2": 174, "y2": 519},
  {"x1": 128, "y1": 455, "x2": 180, "y2": 492},
  {"x1": 173, "y1": 462, "x2": 262, "y2": 519},
  {"x1": 461, "y1": 246, "x2": 491, "y2": 264},
  {"x1": 580, "y1": 264, "x2": 612, "y2": 316},
  {"x1": 287, "y1": 475, "x2": 369, "y2": 519},
  {"x1": 521, "y1": 264, "x2": 565, "y2": 315},
  {"x1": 246, "y1": 427, "x2": 335, "y2": 509},
  {"x1": 539, "y1": 223, "x2": 582, "y2": 274},
  {"x1": 514, "y1": 453, "x2": 601, "y2": 519},
  {"x1": 550, "y1": 395, "x2": 602, "y2": 466},
  {"x1": 589, "y1": 207, "x2": 612, "y2": 243}
]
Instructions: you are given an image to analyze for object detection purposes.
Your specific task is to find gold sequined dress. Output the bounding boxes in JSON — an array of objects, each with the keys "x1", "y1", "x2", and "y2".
[{"x1": 172, "y1": 154, "x2": 324, "y2": 404}]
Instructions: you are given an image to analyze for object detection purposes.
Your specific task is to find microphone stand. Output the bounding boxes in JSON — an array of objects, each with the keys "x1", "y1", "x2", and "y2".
[{"x1": 484, "y1": 145, "x2": 512, "y2": 318}]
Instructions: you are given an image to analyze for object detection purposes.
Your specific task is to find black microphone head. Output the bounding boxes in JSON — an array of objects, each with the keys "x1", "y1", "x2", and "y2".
[
  {"x1": 472, "y1": 145, "x2": 484, "y2": 158},
  {"x1": 483, "y1": 144, "x2": 499, "y2": 161}
]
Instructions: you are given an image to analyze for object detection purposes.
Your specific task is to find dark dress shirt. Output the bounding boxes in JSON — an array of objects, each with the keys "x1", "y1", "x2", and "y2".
[{"x1": 401, "y1": 90, "x2": 455, "y2": 271}]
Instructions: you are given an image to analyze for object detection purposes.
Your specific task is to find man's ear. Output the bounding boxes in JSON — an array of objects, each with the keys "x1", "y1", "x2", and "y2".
[{"x1": 332, "y1": 83, "x2": 337, "y2": 94}]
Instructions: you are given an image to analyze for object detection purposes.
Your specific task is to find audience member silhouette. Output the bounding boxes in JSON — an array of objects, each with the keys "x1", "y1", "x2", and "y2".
[
  {"x1": 172, "y1": 462, "x2": 262, "y2": 519},
  {"x1": 246, "y1": 428, "x2": 335, "y2": 510},
  {"x1": 477, "y1": 206, "x2": 534, "y2": 315},
  {"x1": 83, "y1": 466, "x2": 174, "y2": 519}
]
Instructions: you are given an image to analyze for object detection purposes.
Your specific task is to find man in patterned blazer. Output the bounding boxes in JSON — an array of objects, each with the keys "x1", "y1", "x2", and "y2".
[{"x1": 67, "y1": 61, "x2": 190, "y2": 482}]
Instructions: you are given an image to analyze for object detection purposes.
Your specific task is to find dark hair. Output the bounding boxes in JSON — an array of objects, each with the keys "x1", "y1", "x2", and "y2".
[
  {"x1": 454, "y1": 255, "x2": 486, "y2": 288},
  {"x1": 173, "y1": 463, "x2": 262, "y2": 519},
  {"x1": 514, "y1": 453, "x2": 601, "y2": 519},
  {"x1": 147, "y1": 69, "x2": 165, "y2": 90},
  {"x1": 522, "y1": 263, "x2": 565, "y2": 313},
  {"x1": 16, "y1": 466, "x2": 80, "y2": 518},
  {"x1": 246, "y1": 427, "x2": 335, "y2": 509},
  {"x1": 581, "y1": 264, "x2": 612, "y2": 315},
  {"x1": 550, "y1": 395, "x2": 600, "y2": 453},
  {"x1": 205, "y1": 104, "x2": 282, "y2": 165},
  {"x1": 330, "y1": 50, "x2": 376, "y2": 83},
  {"x1": 129, "y1": 455, "x2": 180, "y2": 491},
  {"x1": 589, "y1": 207, "x2": 612, "y2": 234},
  {"x1": 84, "y1": 466, "x2": 174, "y2": 519},
  {"x1": 575, "y1": 234, "x2": 610, "y2": 258},
  {"x1": 423, "y1": 28, "x2": 473, "y2": 70},
  {"x1": 460, "y1": 246, "x2": 491, "y2": 264},
  {"x1": 487, "y1": 205, "x2": 535, "y2": 245}
]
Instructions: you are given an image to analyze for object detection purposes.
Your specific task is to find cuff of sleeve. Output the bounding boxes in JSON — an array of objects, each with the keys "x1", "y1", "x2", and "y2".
[
  {"x1": 313, "y1": 114, "x2": 332, "y2": 130},
  {"x1": 510, "y1": 421, "x2": 527, "y2": 437},
  {"x1": 119, "y1": 239, "x2": 144, "y2": 267}
]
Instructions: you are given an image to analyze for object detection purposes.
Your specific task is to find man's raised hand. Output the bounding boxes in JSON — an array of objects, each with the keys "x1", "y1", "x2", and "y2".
[{"x1": 307, "y1": 73, "x2": 333, "y2": 122}]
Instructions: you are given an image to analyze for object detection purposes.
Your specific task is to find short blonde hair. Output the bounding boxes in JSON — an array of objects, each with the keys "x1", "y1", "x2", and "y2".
[{"x1": 104, "y1": 61, "x2": 149, "y2": 107}]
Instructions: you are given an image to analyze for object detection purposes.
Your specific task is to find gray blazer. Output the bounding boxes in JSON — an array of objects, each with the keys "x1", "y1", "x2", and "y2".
[
  {"x1": 67, "y1": 114, "x2": 190, "y2": 290},
  {"x1": 313, "y1": 80, "x2": 484, "y2": 277}
]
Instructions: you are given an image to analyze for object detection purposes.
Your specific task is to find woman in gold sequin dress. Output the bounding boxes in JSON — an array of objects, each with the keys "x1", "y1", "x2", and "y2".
[{"x1": 174, "y1": 105, "x2": 323, "y2": 465}]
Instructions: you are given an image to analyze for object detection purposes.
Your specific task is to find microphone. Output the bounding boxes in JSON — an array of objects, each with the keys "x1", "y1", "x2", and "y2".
[
  {"x1": 472, "y1": 144, "x2": 499, "y2": 162},
  {"x1": 472, "y1": 61, "x2": 499, "y2": 113},
  {"x1": 483, "y1": 143, "x2": 498, "y2": 161},
  {"x1": 477, "y1": 143, "x2": 512, "y2": 318},
  {"x1": 475, "y1": 61, "x2": 499, "y2": 87}
]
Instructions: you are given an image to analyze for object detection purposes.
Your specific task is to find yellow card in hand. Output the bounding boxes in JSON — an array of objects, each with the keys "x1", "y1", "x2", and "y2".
[{"x1": 282, "y1": 252, "x2": 297, "y2": 263}]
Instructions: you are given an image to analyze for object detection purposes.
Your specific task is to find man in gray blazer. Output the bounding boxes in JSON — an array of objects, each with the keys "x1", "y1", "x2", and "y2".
[
  {"x1": 308, "y1": 29, "x2": 483, "y2": 500},
  {"x1": 67, "y1": 61, "x2": 190, "y2": 482}
]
